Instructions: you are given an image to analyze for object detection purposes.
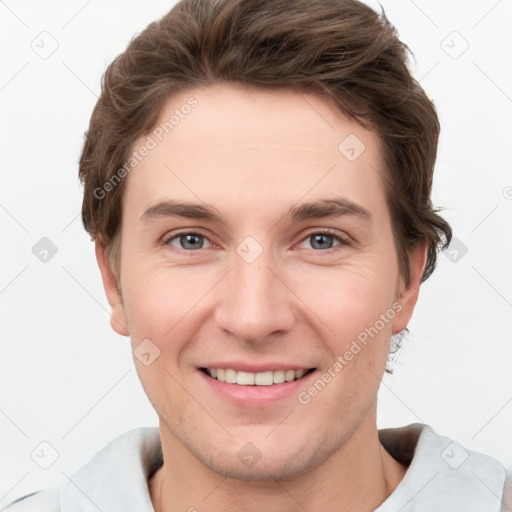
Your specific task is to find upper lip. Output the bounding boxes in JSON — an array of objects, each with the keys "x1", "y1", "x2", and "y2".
[{"x1": 198, "y1": 362, "x2": 315, "y2": 373}]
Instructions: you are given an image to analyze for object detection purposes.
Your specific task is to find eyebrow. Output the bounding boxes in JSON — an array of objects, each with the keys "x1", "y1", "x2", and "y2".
[
  {"x1": 140, "y1": 198, "x2": 372, "y2": 225},
  {"x1": 285, "y1": 198, "x2": 371, "y2": 223},
  {"x1": 141, "y1": 200, "x2": 228, "y2": 224}
]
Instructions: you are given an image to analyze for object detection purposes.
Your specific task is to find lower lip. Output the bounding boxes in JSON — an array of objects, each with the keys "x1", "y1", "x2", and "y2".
[{"x1": 198, "y1": 370, "x2": 316, "y2": 407}]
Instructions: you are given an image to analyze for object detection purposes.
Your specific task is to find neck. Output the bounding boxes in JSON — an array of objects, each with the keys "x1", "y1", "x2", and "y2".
[{"x1": 149, "y1": 410, "x2": 407, "y2": 512}]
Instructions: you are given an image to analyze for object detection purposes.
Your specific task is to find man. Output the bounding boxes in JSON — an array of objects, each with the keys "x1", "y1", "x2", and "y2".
[{"x1": 4, "y1": 0, "x2": 510, "y2": 510}]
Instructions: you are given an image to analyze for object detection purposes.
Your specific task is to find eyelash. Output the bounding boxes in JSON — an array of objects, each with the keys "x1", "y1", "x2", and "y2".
[{"x1": 162, "y1": 228, "x2": 352, "y2": 253}]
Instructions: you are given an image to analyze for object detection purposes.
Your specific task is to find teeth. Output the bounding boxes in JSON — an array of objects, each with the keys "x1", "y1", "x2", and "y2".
[
  {"x1": 225, "y1": 368, "x2": 237, "y2": 384},
  {"x1": 237, "y1": 371, "x2": 255, "y2": 385},
  {"x1": 206, "y1": 368, "x2": 311, "y2": 385},
  {"x1": 273, "y1": 370, "x2": 285, "y2": 384},
  {"x1": 285, "y1": 370, "x2": 295, "y2": 382},
  {"x1": 255, "y1": 371, "x2": 273, "y2": 386}
]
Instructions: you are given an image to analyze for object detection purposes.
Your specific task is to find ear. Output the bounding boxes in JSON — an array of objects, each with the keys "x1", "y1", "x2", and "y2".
[
  {"x1": 95, "y1": 241, "x2": 129, "y2": 337},
  {"x1": 391, "y1": 242, "x2": 427, "y2": 335}
]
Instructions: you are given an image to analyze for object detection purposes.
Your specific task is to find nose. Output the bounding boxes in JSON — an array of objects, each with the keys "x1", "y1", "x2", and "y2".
[{"x1": 213, "y1": 248, "x2": 296, "y2": 344}]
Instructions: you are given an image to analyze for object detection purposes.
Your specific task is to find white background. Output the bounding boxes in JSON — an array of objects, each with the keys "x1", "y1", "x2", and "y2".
[{"x1": 1, "y1": 0, "x2": 511, "y2": 506}]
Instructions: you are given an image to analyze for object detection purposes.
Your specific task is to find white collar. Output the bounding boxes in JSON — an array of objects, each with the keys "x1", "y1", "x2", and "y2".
[
  {"x1": 61, "y1": 427, "x2": 162, "y2": 512},
  {"x1": 59, "y1": 423, "x2": 506, "y2": 511}
]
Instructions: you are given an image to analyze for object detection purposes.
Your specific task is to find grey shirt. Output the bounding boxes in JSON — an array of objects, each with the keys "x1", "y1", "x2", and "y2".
[{"x1": 3, "y1": 423, "x2": 510, "y2": 511}]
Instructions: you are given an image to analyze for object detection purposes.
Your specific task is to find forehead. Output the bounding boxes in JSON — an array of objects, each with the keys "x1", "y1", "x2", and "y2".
[{"x1": 123, "y1": 83, "x2": 387, "y2": 222}]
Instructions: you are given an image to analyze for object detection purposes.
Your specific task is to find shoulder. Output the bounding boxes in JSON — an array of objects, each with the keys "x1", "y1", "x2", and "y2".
[
  {"x1": 2, "y1": 427, "x2": 161, "y2": 512},
  {"x1": 378, "y1": 423, "x2": 511, "y2": 511},
  {"x1": 502, "y1": 469, "x2": 512, "y2": 511},
  {"x1": 1, "y1": 486, "x2": 61, "y2": 512}
]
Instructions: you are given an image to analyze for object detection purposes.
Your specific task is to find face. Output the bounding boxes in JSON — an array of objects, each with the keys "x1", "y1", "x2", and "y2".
[{"x1": 97, "y1": 83, "x2": 424, "y2": 480}]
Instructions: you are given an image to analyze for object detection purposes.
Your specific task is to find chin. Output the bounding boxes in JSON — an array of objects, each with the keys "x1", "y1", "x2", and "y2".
[
  {"x1": 200, "y1": 450, "x2": 322, "y2": 481},
  {"x1": 183, "y1": 428, "x2": 340, "y2": 482}
]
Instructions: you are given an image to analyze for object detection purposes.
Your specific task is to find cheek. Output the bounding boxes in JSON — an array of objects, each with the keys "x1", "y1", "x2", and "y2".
[
  {"x1": 294, "y1": 267, "x2": 397, "y2": 420},
  {"x1": 120, "y1": 262, "x2": 223, "y2": 390},
  {"x1": 122, "y1": 262, "x2": 210, "y2": 336},
  {"x1": 290, "y1": 259, "x2": 398, "y2": 345},
  {"x1": 122, "y1": 265, "x2": 205, "y2": 415}
]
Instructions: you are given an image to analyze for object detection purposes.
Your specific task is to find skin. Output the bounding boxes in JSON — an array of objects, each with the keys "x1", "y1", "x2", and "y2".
[{"x1": 96, "y1": 82, "x2": 426, "y2": 512}]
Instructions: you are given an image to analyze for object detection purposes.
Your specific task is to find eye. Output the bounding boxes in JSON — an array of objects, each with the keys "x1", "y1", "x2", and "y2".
[
  {"x1": 298, "y1": 230, "x2": 350, "y2": 251},
  {"x1": 166, "y1": 232, "x2": 214, "y2": 251}
]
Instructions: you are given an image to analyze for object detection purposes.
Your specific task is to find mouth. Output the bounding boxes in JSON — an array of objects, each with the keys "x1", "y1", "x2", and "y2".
[{"x1": 199, "y1": 367, "x2": 317, "y2": 386}]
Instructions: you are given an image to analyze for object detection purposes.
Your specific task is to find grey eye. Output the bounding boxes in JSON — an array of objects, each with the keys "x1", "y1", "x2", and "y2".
[
  {"x1": 308, "y1": 233, "x2": 337, "y2": 250},
  {"x1": 168, "y1": 233, "x2": 210, "y2": 250}
]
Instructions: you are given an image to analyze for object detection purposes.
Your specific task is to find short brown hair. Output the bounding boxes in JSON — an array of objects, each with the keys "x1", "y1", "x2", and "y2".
[{"x1": 79, "y1": 0, "x2": 451, "y2": 284}]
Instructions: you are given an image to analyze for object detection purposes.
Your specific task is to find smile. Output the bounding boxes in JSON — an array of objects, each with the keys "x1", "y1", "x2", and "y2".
[{"x1": 201, "y1": 368, "x2": 316, "y2": 386}]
